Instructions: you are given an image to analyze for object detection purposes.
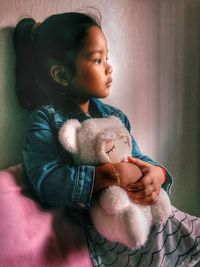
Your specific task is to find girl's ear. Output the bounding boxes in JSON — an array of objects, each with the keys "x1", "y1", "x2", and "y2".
[
  {"x1": 59, "y1": 119, "x2": 81, "y2": 154},
  {"x1": 50, "y1": 65, "x2": 69, "y2": 86}
]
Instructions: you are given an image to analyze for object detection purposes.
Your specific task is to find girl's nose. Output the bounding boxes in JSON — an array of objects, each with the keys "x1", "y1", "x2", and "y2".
[{"x1": 105, "y1": 63, "x2": 113, "y2": 75}]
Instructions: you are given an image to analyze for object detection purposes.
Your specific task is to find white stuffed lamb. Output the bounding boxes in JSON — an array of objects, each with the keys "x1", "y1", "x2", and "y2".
[{"x1": 59, "y1": 115, "x2": 171, "y2": 248}]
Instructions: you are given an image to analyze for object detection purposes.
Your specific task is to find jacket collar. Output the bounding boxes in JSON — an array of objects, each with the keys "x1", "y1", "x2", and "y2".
[
  {"x1": 61, "y1": 98, "x2": 108, "y2": 121},
  {"x1": 52, "y1": 98, "x2": 109, "y2": 129}
]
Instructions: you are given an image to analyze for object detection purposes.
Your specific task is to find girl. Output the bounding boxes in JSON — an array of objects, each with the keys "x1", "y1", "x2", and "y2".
[{"x1": 14, "y1": 12, "x2": 200, "y2": 267}]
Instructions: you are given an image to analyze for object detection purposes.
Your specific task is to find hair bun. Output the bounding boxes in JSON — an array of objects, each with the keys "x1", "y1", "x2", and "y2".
[
  {"x1": 14, "y1": 18, "x2": 36, "y2": 48},
  {"x1": 31, "y1": 22, "x2": 41, "y2": 41}
]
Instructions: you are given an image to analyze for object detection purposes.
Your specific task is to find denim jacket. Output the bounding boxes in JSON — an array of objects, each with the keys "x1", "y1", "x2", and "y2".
[{"x1": 23, "y1": 98, "x2": 173, "y2": 209}]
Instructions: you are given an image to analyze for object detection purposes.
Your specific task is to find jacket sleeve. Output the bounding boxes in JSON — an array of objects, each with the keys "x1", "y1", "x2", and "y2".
[
  {"x1": 118, "y1": 110, "x2": 173, "y2": 194},
  {"x1": 23, "y1": 107, "x2": 94, "y2": 209}
]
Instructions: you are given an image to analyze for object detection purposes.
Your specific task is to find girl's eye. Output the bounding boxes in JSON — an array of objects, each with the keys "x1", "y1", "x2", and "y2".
[
  {"x1": 105, "y1": 145, "x2": 116, "y2": 155},
  {"x1": 94, "y1": 58, "x2": 102, "y2": 64},
  {"x1": 94, "y1": 58, "x2": 109, "y2": 64}
]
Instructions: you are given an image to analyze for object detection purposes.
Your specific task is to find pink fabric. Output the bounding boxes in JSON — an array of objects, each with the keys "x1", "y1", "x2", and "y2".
[{"x1": 0, "y1": 165, "x2": 92, "y2": 267}]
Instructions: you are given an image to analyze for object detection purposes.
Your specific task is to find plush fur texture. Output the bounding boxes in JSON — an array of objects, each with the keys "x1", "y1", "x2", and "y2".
[
  {"x1": 59, "y1": 116, "x2": 132, "y2": 164},
  {"x1": 91, "y1": 186, "x2": 171, "y2": 248},
  {"x1": 59, "y1": 116, "x2": 172, "y2": 248}
]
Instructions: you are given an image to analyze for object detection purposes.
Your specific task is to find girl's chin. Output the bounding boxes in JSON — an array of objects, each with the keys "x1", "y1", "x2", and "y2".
[
  {"x1": 100, "y1": 88, "x2": 110, "y2": 98},
  {"x1": 89, "y1": 88, "x2": 110, "y2": 99}
]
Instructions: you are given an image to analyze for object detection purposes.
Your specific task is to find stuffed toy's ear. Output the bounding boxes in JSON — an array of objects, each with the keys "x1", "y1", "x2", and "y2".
[{"x1": 59, "y1": 119, "x2": 81, "y2": 154}]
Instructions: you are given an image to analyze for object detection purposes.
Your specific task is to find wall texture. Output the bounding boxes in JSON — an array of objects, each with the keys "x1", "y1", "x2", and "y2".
[{"x1": 0, "y1": 0, "x2": 199, "y2": 215}]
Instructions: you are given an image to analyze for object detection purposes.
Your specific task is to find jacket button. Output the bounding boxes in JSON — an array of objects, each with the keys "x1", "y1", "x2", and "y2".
[{"x1": 78, "y1": 202, "x2": 86, "y2": 208}]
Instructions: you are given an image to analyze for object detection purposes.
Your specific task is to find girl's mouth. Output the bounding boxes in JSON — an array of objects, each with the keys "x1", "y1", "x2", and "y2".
[{"x1": 106, "y1": 78, "x2": 113, "y2": 87}]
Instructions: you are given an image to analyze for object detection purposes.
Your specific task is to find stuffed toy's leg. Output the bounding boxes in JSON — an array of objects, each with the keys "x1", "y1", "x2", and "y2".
[
  {"x1": 90, "y1": 186, "x2": 152, "y2": 248},
  {"x1": 151, "y1": 188, "x2": 172, "y2": 224}
]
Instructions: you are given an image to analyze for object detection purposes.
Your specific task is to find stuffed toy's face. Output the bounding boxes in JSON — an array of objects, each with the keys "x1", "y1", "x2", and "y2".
[
  {"x1": 59, "y1": 116, "x2": 133, "y2": 165},
  {"x1": 104, "y1": 136, "x2": 131, "y2": 163}
]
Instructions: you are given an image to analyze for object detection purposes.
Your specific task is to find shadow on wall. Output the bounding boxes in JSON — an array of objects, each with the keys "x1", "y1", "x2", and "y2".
[{"x1": 0, "y1": 27, "x2": 28, "y2": 170}]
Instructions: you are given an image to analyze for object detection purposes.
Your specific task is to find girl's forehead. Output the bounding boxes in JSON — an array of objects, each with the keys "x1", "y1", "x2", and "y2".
[{"x1": 80, "y1": 26, "x2": 108, "y2": 54}]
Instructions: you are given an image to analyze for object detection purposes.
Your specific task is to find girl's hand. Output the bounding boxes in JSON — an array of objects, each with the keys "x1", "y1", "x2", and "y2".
[{"x1": 127, "y1": 157, "x2": 166, "y2": 205}]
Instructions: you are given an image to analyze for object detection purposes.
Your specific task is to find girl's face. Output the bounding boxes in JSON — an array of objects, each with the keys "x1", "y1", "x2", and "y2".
[{"x1": 68, "y1": 26, "x2": 113, "y2": 101}]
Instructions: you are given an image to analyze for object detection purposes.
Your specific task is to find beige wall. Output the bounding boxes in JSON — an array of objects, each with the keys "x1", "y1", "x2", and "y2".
[{"x1": 0, "y1": 0, "x2": 200, "y2": 215}]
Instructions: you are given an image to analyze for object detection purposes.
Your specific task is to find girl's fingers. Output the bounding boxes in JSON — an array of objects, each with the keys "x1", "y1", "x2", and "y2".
[
  {"x1": 127, "y1": 157, "x2": 151, "y2": 169},
  {"x1": 128, "y1": 190, "x2": 158, "y2": 205},
  {"x1": 128, "y1": 175, "x2": 152, "y2": 191},
  {"x1": 128, "y1": 183, "x2": 155, "y2": 199}
]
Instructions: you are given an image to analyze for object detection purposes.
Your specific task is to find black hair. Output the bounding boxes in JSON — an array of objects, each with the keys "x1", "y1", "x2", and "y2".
[{"x1": 13, "y1": 12, "x2": 101, "y2": 110}]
